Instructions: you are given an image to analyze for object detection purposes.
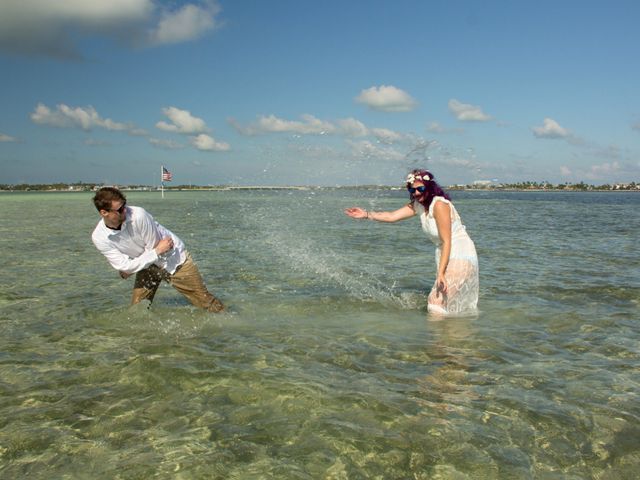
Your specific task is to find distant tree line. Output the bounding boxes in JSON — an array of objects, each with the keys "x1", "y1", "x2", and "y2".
[
  {"x1": 0, "y1": 182, "x2": 149, "y2": 191},
  {"x1": 1, "y1": 180, "x2": 638, "y2": 191},
  {"x1": 0, "y1": 182, "x2": 98, "y2": 191},
  {"x1": 460, "y1": 181, "x2": 639, "y2": 191}
]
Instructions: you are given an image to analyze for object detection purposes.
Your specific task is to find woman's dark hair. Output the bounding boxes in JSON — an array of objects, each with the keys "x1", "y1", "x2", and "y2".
[
  {"x1": 406, "y1": 169, "x2": 451, "y2": 211},
  {"x1": 93, "y1": 187, "x2": 126, "y2": 212}
]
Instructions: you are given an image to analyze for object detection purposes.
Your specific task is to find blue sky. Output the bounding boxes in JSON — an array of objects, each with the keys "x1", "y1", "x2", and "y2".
[{"x1": 1, "y1": 0, "x2": 639, "y2": 186}]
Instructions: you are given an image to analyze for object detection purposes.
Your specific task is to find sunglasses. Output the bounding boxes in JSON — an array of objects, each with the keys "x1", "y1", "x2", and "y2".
[
  {"x1": 108, "y1": 202, "x2": 126, "y2": 214},
  {"x1": 408, "y1": 186, "x2": 427, "y2": 194}
]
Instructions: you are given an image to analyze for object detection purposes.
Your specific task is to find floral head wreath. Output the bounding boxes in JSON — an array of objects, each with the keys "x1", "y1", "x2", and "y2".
[{"x1": 406, "y1": 172, "x2": 431, "y2": 184}]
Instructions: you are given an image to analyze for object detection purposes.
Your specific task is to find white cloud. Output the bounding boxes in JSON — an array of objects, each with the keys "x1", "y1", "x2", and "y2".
[
  {"x1": 371, "y1": 128, "x2": 404, "y2": 144},
  {"x1": 156, "y1": 107, "x2": 208, "y2": 134},
  {"x1": 426, "y1": 122, "x2": 464, "y2": 134},
  {"x1": 532, "y1": 117, "x2": 570, "y2": 139},
  {"x1": 593, "y1": 144, "x2": 622, "y2": 160},
  {"x1": 565, "y1": 159, "x2": 640, "y2": 183},
  {"x1": 560, "y1": 166, "x2": 572, "y2": 176},
  {"x1": 30, "y1": 103, "x2": 131, "y2": 131},
  {"x1": 336, "y1": 118, "x2": 369, "y2": 137},
  {"x1": 231, "y1": 114, "x2": 336, "y2": 136},
  {"x1": 149, "y1": 1, "x2": 221, "y2": 46},
  {"x1": 0, "y1": 133, "x2": 17, "y2": 142},
  {"x1": 632, "y1": 122, "x2": 640, "y2": 132},
  {"x1": 588, "y1": 161, "x2": 621, "y2": 178},
  {"x1": 149, "y1": 137, "x2": 184, "y2": 149},
  {"x1": 448, "y1": 99, "x2": 492, "y2": 122},
  {"x1": 431, "y1": 156, "x2": 481, "y2": 169},
  {"x1": 231, "y1": 114, "x2": 411, "y2": 147},
  {"x1": 0, "y1": 0, "x2": 222, "y2": 59},
  {"x1": 426, "y1": 122, "x2": 445, "y2": 133},
  {"x1": 154, "y1": 108, "x2": 229, "y2": 150},
  {"x1": 347, "y1": 140, "x2": 405, "y2": 161},
  {"x1": 355, "y1": 85, "x2": 417, "y2": 112},
  {"x1": 190, "y1": 133, "x2": 230, "y2": 151}
]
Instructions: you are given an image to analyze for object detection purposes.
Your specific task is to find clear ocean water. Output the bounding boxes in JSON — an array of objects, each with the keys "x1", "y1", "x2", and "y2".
[{"x1": 1, "y1": 189, "x2": 638, "y2": 479}]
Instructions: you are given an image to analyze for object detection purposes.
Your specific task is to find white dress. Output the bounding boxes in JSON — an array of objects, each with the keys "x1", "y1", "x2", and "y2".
[{"x1": 419, "y1": 196, "x2": 479, "y2": 315}]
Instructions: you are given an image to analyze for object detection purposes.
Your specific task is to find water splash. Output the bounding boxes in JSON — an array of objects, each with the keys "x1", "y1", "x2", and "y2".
[
  {"x1": 402, "y1": 137, "x2": 484, "y2": 180},
  {"x1": 249, "y1": 208, "x2": 423, "y2": 309}
]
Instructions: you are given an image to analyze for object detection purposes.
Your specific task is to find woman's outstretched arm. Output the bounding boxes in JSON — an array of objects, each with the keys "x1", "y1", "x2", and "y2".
[{"x1": 344, "y1": 204, "x2": 415, "y2": 223}]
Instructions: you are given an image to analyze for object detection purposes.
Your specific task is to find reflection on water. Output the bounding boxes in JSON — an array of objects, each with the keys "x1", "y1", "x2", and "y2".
[{"x1": 0, "y1": 190, "x2": 638, "y2": 478}]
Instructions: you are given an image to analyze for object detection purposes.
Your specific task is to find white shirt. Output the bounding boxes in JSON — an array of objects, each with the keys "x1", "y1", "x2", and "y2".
[{"x1": 92, "y1": 205, "x2": 186, "y2": 275}]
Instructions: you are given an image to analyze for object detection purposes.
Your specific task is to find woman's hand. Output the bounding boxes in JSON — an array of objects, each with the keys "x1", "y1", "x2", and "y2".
[{"x1": 344, "y1": 207, "x2": 368, "y2": 219}]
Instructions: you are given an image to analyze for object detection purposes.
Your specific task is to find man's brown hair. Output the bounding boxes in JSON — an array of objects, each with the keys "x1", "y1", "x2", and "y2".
[{"x1": 93, "y1": 187, "x2": 126, "y2": 212}]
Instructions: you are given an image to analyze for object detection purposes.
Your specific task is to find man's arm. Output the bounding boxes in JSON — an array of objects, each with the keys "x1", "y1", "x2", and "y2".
[
  {"x1": 96, "y1": 236, "x2": 176, "y2": 275},
  {"x1": 93, "y1": 239, "x2": 160, "y2": 275},
  {"x1": 117, "y1": 236, "x2": 174, "y2": 278}
]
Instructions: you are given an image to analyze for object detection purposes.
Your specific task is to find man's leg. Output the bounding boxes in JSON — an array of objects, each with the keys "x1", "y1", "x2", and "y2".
[
  {"x1": 169, "y1": 252, "x2": 224, "y2": 312},
  {"x1": 132, "y1": 265, "x2": 165, "y2": 305}
]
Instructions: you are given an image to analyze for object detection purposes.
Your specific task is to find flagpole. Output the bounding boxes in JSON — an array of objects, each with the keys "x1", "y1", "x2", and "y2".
[{"x1": 161, "y1": 165, "x2": 164, "y2": 198}]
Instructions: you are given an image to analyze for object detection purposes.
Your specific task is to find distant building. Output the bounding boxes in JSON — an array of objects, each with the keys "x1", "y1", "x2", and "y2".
[{"x1": 472, "y1": 180, "x2": 494, "y2": 188}]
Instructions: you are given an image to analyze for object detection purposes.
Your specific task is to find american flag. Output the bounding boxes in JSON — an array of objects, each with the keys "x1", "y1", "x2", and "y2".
[{"x1": 162, "y1": 166, "x2": 173, "y2": 182}]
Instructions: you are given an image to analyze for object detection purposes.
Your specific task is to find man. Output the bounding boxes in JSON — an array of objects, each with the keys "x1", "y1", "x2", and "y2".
[{"x1": 91, "y1": 187, "x2": 224, "y2": 312}]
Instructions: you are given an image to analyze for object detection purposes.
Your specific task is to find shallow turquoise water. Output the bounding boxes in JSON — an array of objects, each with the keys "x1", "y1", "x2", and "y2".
[{"x1": 1, "y1": 189, "x2": 638, "y2": 478}]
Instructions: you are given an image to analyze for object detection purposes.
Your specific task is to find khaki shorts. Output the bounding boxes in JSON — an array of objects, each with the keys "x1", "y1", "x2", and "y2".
[{"x1": 132, "y1": 252, "x2": 223, "y2": 312}]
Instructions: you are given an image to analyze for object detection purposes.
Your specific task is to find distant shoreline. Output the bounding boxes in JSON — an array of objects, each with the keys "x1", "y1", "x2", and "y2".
[{"x1": 1, "y1": 185, "x2": 638, "y2": 193}]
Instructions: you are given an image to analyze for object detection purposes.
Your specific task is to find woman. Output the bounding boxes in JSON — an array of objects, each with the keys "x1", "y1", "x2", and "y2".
[{"x1": 345, "y1": 169, "x2": 478, "y2": 316}]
